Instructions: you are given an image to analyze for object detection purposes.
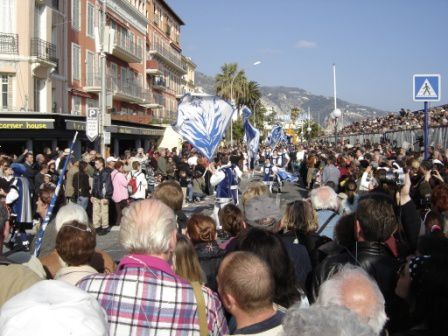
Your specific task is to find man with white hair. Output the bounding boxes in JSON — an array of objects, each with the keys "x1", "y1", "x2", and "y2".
[
  {"x1": 317, "y1": 264, "x2": 387, "y2": 334},
  {"x1": 309, "y1": 185, "x2": 340, "y2": 238},
  {"x1": 283, "y1": 304, "x2": 376, "y2": 336},
  {"x1": 77, "y1": 199, "x2": 228, "y2": 336}
]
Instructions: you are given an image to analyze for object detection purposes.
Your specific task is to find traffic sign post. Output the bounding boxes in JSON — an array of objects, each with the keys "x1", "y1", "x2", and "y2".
[
  {"x1": 413, "y1": 74, "x2": 441, "y2": 160},
  {"x1": 86, "y1": 108, "x2": 99, "y2": 142}
]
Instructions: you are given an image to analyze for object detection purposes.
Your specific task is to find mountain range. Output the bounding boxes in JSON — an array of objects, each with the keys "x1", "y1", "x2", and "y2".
[{"x1": 195, "y1": 71, "x2": 390, "y2": 126}]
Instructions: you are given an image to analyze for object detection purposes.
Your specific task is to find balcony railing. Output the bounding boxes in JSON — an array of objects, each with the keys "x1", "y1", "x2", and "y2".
[
  {"x1": 31, "y1": 38, "x2": 57, "y2": 63},
  {"x1": 85, "y1": 72, "x2": 146, "y2": 102},
  {"x1": 148, "y1": 41, "x2": 185, "y2": 73},
  {"x1": 152, "y1": 76, "x2": 166, "y2": 89},
  {"x1": 110, "y1": 76, "x2": 146, "y2": 101},
  {"x1": 0, "y1": 33, "x2": 18, "y2": 54},
  {"x1": 112, "y1": 31, "x2": 142, "y2": 62}
]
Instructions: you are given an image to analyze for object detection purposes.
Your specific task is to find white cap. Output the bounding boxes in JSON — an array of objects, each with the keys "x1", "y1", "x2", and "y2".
[
  {"x1": 106, "y1": 156, "x2": 117, "y2": 163},
  {"x1": 433, "y1": 159, "x2": 444, "y2": 166},
  {"x1": 0, "y1": 280, "x2": 109, "y2": 336}
]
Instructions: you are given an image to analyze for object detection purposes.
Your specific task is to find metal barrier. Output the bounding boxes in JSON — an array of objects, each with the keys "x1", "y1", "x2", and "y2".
[{"x1": 319, "y1": 126, "x2": 448, "y2": 149}]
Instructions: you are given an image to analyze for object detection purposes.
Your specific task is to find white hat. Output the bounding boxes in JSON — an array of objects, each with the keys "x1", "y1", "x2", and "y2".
[
  {"x1": 106, "y1": 156, "x2": 117, "y2": 163},
  {"x1": 433, "y1": 159, "x2": 444, "y2": 166},
  {"x1": 63, "y1": 148, "x2": 72, "y2": 155},
  {"x1": 0, "y1": 280, "x2": 109, "y2": 336}
]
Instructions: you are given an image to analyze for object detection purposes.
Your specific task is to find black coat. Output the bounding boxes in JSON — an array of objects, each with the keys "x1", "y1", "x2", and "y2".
[
  {"x1": 195, "y1": 241, "x2": 225, "y2": 292},
  {"x1": 309, "y1": 240, "x2": 407, "y2": 332}
]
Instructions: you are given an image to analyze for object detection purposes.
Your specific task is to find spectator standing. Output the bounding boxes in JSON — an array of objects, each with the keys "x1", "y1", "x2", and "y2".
[
  {"x1": 91, "y1": 157, "x2": 113, "y2": 235},
  {"x1": 217, "y1": 251, "x2": 285, "y2": 336},
  {"x1": 111, "y1": 161, "x2": 129, "y2": 226},
  {"x1": 78, "y1": 199, "x2": 228, "y2": 336},
  {"x1": 72, "y1": 161, "x2": 90, "y2": 210}
]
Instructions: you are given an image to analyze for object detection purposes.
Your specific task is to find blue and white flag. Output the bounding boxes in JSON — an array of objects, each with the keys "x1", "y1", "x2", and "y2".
[
  {"x1": 242, "y1": 106, "x2": 260, "y2": 157},
  {"x1": 276, "y1": 169, "x2": 299, "y2": 183},
  {"x1": 268, "y1": 125, "x2": 286, "y2": 147},
  {"x1": 173, "y1": 93, "x2": 234, "y2": 160}
]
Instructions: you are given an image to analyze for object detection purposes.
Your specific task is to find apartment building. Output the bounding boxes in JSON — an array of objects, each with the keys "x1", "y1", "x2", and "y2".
[
  {"x1": 181, "y1": 55, "x2": 196, "y2": 95},
  {"x1": 0, "y1": 0, "x2": 195, "y2": 155},
  {"x1": 146, "y1": 0, "x2": 186, "y2": 124}
]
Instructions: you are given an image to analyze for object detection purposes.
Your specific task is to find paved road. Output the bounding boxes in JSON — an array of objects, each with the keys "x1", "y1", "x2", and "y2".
[{"x1": 97, "y1": 173, "x2": 308, "y2": 262}]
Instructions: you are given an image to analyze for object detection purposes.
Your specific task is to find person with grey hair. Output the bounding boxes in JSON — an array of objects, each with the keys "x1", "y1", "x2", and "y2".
[
  {"x1": 77, "y1": 199, "x2": 228, "y2": 336},
  {"x1": 283, "y1": 304, "x2": 376, "y2": 336},
  {"x1": 309, "y1": 185, "x2": 340, "y2": 238},
  {"x1": 317, "y1": 264, "x2": 387, "y2": 334},
  {"x1": 29, "y1": 201, "x2": 89, "y2": 258}
]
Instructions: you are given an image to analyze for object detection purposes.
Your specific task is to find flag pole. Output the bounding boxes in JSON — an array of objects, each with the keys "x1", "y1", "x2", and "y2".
[{"x1": 33, "y1": 131, "x2": 79, "y2": 257}]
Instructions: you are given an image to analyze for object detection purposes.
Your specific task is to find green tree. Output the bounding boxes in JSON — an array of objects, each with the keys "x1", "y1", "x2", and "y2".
[
  {"x1": 290, "y1": 107, "x2": 300, "y2": 124},
  {"x1": 297, "y1": 120, "x2": 321, "y2": 140},
  {"x1": 215, "y1": 63, "x2": 248, "y2": 106}
]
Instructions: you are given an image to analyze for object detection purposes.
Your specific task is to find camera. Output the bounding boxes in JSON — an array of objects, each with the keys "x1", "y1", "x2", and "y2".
[{"x1": 377, "y1": 166, "x2": 405, "y2": 187}]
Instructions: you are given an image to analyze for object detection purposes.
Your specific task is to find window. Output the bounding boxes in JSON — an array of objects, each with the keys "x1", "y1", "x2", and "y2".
[
  {"x1": 34, "y1": 78, "x2": 45, "y2": 112},
  {"x1": 71, "y1": 0, "x2": 80, "y2": 31},
  {"x1": 87, "y1": 2, "x2": 95, "y2": 38},
  {"x1": 72, "y1": 43, "x2": 81, "y2": 81},
  {"x1": 72, "y1": 96, "x2": 82, "y2": 115},
  {"x1": 86, "y1": 50, "x2": 95, "y2": 86},
  {"x1": 0, "y1": 74, "x2": 12, "y2": 111}
]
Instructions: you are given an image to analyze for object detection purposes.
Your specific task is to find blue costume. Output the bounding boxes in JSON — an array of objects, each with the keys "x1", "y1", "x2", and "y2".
[
  {"x1": 263, "y1": 164, "x2": 274, "y2": 182},
  {"x1": 216, "y1": 165, "x2": 238, "y2": 204}
]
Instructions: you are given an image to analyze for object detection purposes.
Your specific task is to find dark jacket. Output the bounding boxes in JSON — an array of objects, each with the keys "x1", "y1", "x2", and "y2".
[
  {"x1": 281, "y1": 231, "x2": 332, "y2": 268},
  {"x1": 309, "y1": 240, "x2": 406, "y2": 331},
  {"x1": 195, "y1": 241, "x2": 225, "y2": 292},
  {"x1": 91, "y1": 168, "x2": 113, "y2": 199},
  {"x1": 72, "y1": 171, "x2": 90, "y2": 198}
]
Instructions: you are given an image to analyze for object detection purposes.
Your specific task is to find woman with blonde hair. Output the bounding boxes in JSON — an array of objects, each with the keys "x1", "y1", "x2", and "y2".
[{"x1": 280, "y1": 199, "x2": 330, "y2": 267}]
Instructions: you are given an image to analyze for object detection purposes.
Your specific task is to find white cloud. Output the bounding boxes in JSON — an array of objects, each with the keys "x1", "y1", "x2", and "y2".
[{"x1": 295, "y1": 40, "x2": 317, "y2": 49}]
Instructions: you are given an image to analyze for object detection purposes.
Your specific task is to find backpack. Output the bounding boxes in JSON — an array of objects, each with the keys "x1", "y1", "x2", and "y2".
[{"x1": 128, "y1": 172, "x2": 141, "y2": 195}]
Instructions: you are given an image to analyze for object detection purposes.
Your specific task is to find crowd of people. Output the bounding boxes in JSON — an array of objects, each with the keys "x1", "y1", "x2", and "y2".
[
  {"x1": 340, "y1": 104, "x2": 448, "y2": 135},
  {"x1": 0, "y1": 133, "x2": 448, "y2": 335}
]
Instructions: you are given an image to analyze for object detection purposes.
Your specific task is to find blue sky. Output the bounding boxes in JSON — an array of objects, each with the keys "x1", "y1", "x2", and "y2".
[{"x1": 170, "y1": 0, "x2": 448, "y2": 112}]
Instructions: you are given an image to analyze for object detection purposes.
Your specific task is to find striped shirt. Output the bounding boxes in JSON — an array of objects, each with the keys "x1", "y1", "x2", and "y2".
[{"x1": 77, "y1": 254, "x2": 228, "y2": 336}]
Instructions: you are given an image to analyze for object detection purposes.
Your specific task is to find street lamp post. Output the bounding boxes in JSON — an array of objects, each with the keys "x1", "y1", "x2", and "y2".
[
  {"x1": 229, "y1": 74, "x2": 238, "y2": 147},
  {"x1": 332, "y1": 63, "x2": 342, "y2": 145}
]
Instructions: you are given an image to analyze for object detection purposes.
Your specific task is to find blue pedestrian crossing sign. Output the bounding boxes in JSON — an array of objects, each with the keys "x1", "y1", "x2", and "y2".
[{"x1": 413, "y1": 74, "x2": 441, "y2": 102}]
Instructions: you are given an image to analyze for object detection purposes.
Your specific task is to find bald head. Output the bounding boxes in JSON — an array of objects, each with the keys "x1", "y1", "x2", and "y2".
[
  {"x1": 218, "y1": 252, "x2": 274, "y2": 313},
  {"x1": 310, "y1": 186, "x2": 339, "y2": 211},
  {"x1": 119, "y1": 199, "x2": 177, "y2": 256},
  {"x1": 317, "y1": 264, "x2": 387, "y2": 334}
]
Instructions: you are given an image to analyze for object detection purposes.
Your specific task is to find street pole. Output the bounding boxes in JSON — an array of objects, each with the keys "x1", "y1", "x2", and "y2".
[
  {"x1": 229, "y1": 74, "x2": 238, "y2": 147},
  {"x1": 424, "y1": 101, "x2": 429, "y2": 160},
  {"x1": 99, "y1": 0, "x2": 107, "y2": 157}
]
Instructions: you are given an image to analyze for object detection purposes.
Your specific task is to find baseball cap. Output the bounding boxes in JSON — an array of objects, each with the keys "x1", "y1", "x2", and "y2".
[
  {"x1": 106, "y1": 156, "x2": 117, "y2": 163},
  {"x1": 244, "y1": 195, "x2": 282, "y2": 231}
]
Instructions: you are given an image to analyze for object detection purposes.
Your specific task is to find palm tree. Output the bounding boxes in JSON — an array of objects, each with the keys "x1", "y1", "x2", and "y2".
[{"x1": 215, "y1": 63, "x2": 247, "y2": 104}]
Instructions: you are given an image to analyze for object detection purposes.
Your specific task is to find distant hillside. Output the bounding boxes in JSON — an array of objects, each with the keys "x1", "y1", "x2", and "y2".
[{"x1": 195, "y1": 71, "x2": 390, "y2": 126}]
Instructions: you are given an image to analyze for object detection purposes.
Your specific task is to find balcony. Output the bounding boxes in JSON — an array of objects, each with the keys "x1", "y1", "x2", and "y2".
[
  {"x1": 84, "y1": 73, "x2": 146, "y2": 104},
  {"x1": 0, "y1": 33, "x2": 18, "y2": 55},
  {"x1": 31, "y1": 38, "x2": 57, "y2": 64},
  {"x1": 152, "y1": 76, "x2": 166, "y2": 91},
  {"x1": 141, "y1": 92, "x2": 163, "y2": 109},
  {"x1": 148, "y1": 41, "x2": 186, "y2": 74},
  {"x1": 112, "y1": 113, "x2": 152, "y2": 125},
  {"x1": 145, "y1": 60, "x2": 163, "y2": 76},
  {"x1": 110, "y1": 30, "x2": 142, "y2": 63}
]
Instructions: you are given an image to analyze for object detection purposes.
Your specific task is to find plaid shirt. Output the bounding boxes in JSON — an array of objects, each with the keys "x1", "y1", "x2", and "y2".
[{"x1": 77, "y1": 254, "x2": 228, "y2": 336}]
